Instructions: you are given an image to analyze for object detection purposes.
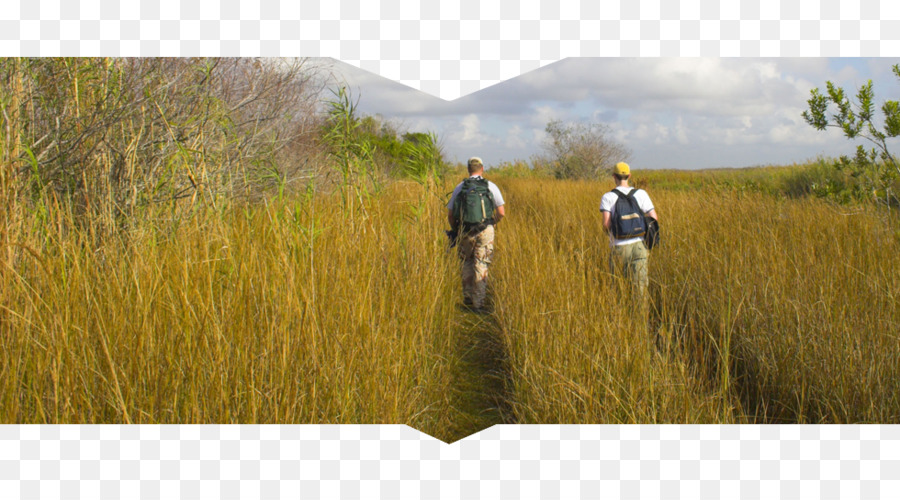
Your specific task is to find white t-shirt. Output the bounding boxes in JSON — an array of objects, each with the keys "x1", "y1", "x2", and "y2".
[
  {"x1": 447, "y1": 175, "x2": 505, "y2": 211},
  {"x1": 599, "y1": 186, "x2": 654, "y2": 247}
]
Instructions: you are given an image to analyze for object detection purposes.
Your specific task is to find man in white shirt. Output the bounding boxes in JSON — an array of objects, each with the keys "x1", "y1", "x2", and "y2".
[
  {"x1": 447, "y1": 157, "x2": 506, "y2": 311},
  {"x1": 599, "y1": 162, "x2": 658, "y2": 296}
]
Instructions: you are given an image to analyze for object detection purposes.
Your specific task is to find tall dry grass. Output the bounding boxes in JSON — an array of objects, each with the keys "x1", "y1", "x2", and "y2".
[
  {"x1": 2, "y1": 171, "x2": 899, "y2": 440},
  {"x1": 491, "y1": 179, "x2": 738, "y2": 424},
  {"x1": 0, "y1": 182, "x2": 468, "y2": 435},
  {"x1": 492, "y1": 177, "x2": 900, "y2": 424}
]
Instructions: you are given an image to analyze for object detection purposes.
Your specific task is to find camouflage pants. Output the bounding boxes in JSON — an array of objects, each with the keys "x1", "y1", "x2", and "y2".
[{"x1": 457, "y1": 225, "x2": 495, "y2": 309}]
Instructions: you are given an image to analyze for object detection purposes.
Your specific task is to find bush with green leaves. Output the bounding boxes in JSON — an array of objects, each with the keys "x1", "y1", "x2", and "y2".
[
  {"x1": 323, "y1": 93, "x2": 448, "y2": 187},
  {"x1": 802, "y1": 64, "x2": 900, "y2": 206}
]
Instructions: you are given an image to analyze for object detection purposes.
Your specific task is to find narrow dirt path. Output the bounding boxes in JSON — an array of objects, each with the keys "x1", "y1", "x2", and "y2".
[{"x1": 437, "y1": 300, "x2": 516, "y2": 443}]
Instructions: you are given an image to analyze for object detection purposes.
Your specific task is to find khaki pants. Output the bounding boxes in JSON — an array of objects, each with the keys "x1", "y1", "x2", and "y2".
[
  {"x1": 457, "y1": 225, "x2": 494, "y2": 309},
  {"x1": 609, "y1": 241, "x2": 649, "y2": 294},
  {"x1": 610, "y1": 241, "x2": 657, "y2": 348}
]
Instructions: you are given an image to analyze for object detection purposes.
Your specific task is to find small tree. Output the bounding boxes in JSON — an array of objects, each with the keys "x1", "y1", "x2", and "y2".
[
  {"x1": 802, "y1": 64, "x2": 900, "y2": 206},
  {"x1": 542, "y1": 119, "x2": 631, "y2": 180}
]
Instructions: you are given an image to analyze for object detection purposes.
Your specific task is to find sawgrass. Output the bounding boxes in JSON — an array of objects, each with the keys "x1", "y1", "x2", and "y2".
[
  {"x1": 2, "y1": 170, "x2": 899, "y2": 438},
  {"x1": 0, "y1": 183, "x2": 463, "y2": 434},
  {"x1": 492, "y1": 177, "x2": 900, "y2": 424}
]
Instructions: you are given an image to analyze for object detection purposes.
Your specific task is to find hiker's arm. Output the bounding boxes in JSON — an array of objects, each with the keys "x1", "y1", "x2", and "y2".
[
  {"x1": 646, "y1": 208, "x2": 658, "y2": 221},
  {"x1": 602, "y1": 211, "x2": 611, "y2": 233},
  {"x1": 448, "y1": 209, "x2": 457, "y2": 228},
  {"x1": 494, "y1": 205, "x2": 505, "y2": 224}
]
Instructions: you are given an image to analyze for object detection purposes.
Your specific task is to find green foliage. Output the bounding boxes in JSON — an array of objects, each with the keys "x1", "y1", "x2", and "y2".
[
  {"x1": 321, "y1": 89, "x2": 449, "y2": 228},
  {"x1": 399, "y1": 131, "x2": 448, "y2": 184},
  {"x1": 802, "y1": 64, "x2": 900, "y2": 206},
  {"x1": 322, "y1": 86, "x2": 379, "y2": 210},
  {"x1": 357, "y1": 115, "x2": 405, "y2": 163},
  {"x1": 778, "y1": 160, "x2": 859, "y2": 202},
  {"x1": 323, "y1": 95, "x2": 448, "y2": 187}
]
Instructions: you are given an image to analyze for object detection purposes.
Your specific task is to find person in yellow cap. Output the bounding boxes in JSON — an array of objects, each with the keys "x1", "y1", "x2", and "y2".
[
  {"x1": 600, "y1": 162, "x2": 658, "y2": 297},
  {"x1": 447, "y1": 157, "x2": 506, "y2": 312}
]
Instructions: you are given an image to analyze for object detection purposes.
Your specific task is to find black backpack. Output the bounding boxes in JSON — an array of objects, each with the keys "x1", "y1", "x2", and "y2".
[
  {"x1": 454, "y1": 177, "x2": 495, "y2": 231},
  {"x1": 610, "y1": 188, "x2": 647, "y2": 239},
  {"x1": 644, "y1": 217, "x2": 660, "y2": 250}
]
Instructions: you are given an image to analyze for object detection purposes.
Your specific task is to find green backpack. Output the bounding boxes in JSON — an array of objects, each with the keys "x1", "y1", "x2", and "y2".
[{"x1": 454, "y1": 177, "x2": 496, "y2": 231}]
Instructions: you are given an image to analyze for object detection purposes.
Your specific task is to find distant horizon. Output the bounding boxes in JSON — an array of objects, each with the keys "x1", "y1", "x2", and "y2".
[
  {"x1": 474, "y1": 159, "x2": 827, "y2": 171},
  {"x1": 328, "y1": 57, "x2": 900, "y2": 170}
]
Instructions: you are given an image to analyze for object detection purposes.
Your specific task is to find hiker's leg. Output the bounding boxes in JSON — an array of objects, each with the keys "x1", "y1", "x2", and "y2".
[
  {"x1": 458, "y1": 233, "x2": 477, "y2": 305},
  {"x1": 628, "y1": 242, "x2": 653, "y2": 345},
  {"x1": 471, "y1": 226, "x2": 494, "y2": 309},
  {"x1": 630, "y1": 242, "x2": 649, "y2": 296}
]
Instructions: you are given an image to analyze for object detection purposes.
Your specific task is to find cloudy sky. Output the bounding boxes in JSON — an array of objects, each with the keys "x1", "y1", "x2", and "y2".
[{"x1": 327, "y1": 58, "x2": 900, "y2": 170}]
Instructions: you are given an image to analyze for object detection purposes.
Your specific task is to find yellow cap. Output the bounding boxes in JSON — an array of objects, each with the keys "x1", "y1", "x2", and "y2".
[
  {"x1": 468, "y1": 157, "x2": 483, "y2": 167},
  {"x1": 614, "y1": 162, "x2": 630, "y2": 176}
]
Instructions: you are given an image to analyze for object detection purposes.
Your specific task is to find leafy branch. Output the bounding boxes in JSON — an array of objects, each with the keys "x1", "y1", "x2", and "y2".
[{"x1": 802, "y1": 64, "x2": 900, "y2": 206}]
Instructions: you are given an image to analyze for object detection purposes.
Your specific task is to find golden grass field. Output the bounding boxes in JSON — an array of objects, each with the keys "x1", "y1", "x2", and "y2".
[{"x1": 2, "y1": 170, "x2": 899, "y2": 442}]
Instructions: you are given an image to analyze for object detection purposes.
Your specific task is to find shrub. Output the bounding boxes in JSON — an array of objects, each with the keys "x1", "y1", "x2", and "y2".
[{"x1": 542, "y1": 119, "x2": 631, "y2": 180}]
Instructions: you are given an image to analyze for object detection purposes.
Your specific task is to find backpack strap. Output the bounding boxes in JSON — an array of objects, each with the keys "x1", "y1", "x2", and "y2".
[
  {"x1": 477, "y1": 178, "x2": 496, "y2": 226},
  {"x1": 451, "y1": 178, "x2": 469, "y2": 225},
  {"x1": 466, "y1": 176, "x2": 495, "y2": 210},
  {"x1": 611, "y1": 188, "x2": 645, "y2": 212},
  {"x1": 482, "y1": 179, "x2": 496, "y2": 206}
]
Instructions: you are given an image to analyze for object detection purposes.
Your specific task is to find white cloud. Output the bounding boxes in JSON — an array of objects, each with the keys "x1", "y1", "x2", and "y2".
[
  {"x1": 532, "y1": 128, "x2": 548, "y2": 148},
  {"x1": 627, "y1": 121, "x2": 671, "y2": 146},
  {"x1": 443, "y1": 114, "x2": 512, "y2": 162},
  {"x1": 504, "y1": 125, "x2": 526, "y2": 150},
  {"x1": 531, "y1": 105, "x2": 567, "y2": 128},
  {"x1": 459, "y1": 114, "x2": 481, "y2": 143},
  {"x1": 767, "y1": 107, "x2": 846, "y2": 147},
  {"x1": 514, "y1": 58, "x2": 813, "y2": 120},
  {"x1": 327, "y1": 57, "x2": 897, "y2": 169}
]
